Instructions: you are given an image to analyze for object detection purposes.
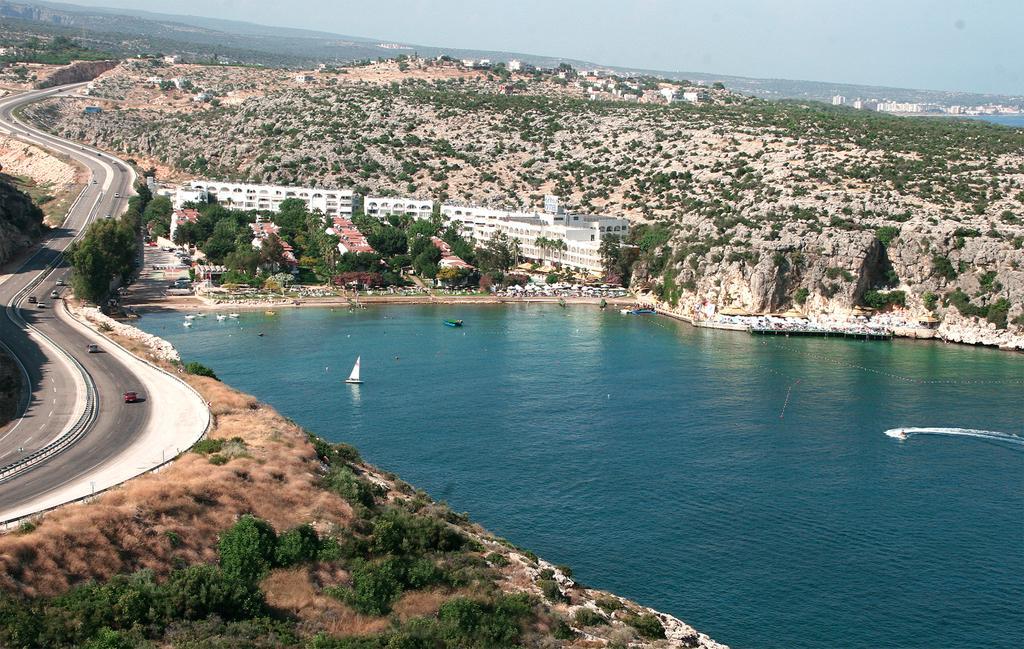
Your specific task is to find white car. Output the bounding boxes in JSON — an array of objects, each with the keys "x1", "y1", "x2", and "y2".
[{"x1": 114, "y1": 192, "x2": 121, "y2": 198}]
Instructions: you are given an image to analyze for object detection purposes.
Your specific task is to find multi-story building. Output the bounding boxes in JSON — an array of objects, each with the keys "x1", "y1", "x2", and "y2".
[
  {"x1": 364, "y1": 196, "x2": 434, "y2": 220},
  {"x1": 183, "y1": 180, "x2": 356, "y2": 217},
  {"x1": 439, "y1": 203, "x2": 629, "y2": 274},
  {"x1": 831, "y1": 95, "x2": 846, "y2": 106}
]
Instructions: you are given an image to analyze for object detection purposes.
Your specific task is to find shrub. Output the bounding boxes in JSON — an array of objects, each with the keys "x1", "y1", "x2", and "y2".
[
  {"x1": 208, "y1": 454, "x2": 228, "y2": 465},
  {"x1": 369, "y1": 508, "x2": 466, "y2": 557},
  {"x1": 184, "y1": 361, "x2": 218, "y2": 380},
  {"x1": 931, "y1": 255, "x2": 957, "y2": 280},
  {"x1": 537, "y1": 579, "x2": 567, "y2": 603},
  {"x1": 437, "y1": 594, "x2": 533, "y2": 648},
  {"x1": 343, "y1": 558, "x2": 405, "y2": 615},
  {"x1": 275, "y1": 524, "x2": 322, "y2": 566},
  {"x1": 625, "y1": 613, "x2": 666, "y2": 639},
  {"x1": 875, "y1": 226, "x2": 900, "y2": 246},
  {"x1": 323, "y1": 465, "x2": 378, "y2": 509},
  {"x1": 793, "y1": 287, "x2": 809, "y2": 305},
  {"x1": 574, "y1": 607, "x2": 607, "y2": 626},
  {"x1": 164, "y1": 564, "x2": 265, "y2": 620},
  {"x1": 595, "y1": 596, "x2": 622, "y2": 613},
  {"x1": 922, "y1": 291, "x2": 938, "y2": 311},
  {"x1": 218, "y1": 515, "x2": 278, "y2": 584},
  {"x1": 191, "y1": 438, "x2": 223, "y2": 455},
  {"x1": 486, "y1": 552, "x2": 509, "y2": 567},
  {"x1": 986, "y1": 298, "x2": 1011, "y2": 329},
  {"x1": 862, "y1": 290, "x2": 906, "y2": 310}
]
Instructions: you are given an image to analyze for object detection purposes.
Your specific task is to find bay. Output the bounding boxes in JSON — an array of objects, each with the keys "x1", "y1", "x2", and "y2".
[{"x1": 138, "y1": 305, "x2": 1024, "y2": 649}]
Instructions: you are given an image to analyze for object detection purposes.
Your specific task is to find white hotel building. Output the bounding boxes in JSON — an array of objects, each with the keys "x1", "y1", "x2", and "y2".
[
  {"x1": 365, "y1": 196, "x2": 434, "y2": 220},
  {"x1": 440, "y1": 203, "x2": 629, "y2": 274},
  {"x1": 181, "y1": 181, "x2": 357, "y2": 217}
]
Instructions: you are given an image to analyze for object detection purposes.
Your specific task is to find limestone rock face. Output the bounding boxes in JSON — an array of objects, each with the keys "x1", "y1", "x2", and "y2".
[{"x1": 0, "y1": 178, "x2": 44, "y2": 267}]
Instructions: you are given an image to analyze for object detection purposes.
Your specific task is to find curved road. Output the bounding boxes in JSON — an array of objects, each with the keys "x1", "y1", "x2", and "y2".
[{"x1": 0, "y1": 84, "x2": 158, "y2": 518}]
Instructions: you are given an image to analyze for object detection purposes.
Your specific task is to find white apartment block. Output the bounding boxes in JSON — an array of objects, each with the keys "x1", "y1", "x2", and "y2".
[
  {"x1": 364, "y1": 196, "x2": 434, "y2": 219},
  {"x1": 184, "y1": 180, "x2": 356, "y2": 216},
  {"x1": 507, "y1": 59, "x2": 522, "y2": 72},
  {"x1": 832, "y1": 95, "x2": 846, "y2": 106},
  {"x1": 876, "y1": 102, "x2": 924, "y2": 113},
  {"x1": 440, "y1": 204, "x2": 630, "y2": 274}
]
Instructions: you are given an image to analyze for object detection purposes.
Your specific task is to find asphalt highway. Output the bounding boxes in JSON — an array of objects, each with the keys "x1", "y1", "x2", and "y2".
[{"x1": 0, "y1": 84, "x2": 155, "y2": 514}]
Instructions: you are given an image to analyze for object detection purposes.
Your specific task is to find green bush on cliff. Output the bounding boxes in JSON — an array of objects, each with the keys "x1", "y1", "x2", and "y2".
[
  {"x1": 184, "y1": 361, "x2": 218, "y2": 380},
  {"x1": 862, "y1": 290, "x2": 906, "y2": 310},
  {"x1": 625, "y1": 612, "x2": 666, "y2": 639},
  {"x1": 931, "y1": 255, "x2": 958, "y2": 281}
]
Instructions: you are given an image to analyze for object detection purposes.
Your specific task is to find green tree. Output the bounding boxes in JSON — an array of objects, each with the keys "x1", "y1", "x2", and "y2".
[
  {"x1": 67, "y1": 219, "x2": 136, "y2": 303},
  {"x1": 218, "y1": 515, "x2": 278, "y2": 585}
]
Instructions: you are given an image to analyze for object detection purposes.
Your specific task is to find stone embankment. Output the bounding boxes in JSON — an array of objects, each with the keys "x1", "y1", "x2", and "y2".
[{"x1": 77, "y1": 306, "x2": 180, "y2": 362}]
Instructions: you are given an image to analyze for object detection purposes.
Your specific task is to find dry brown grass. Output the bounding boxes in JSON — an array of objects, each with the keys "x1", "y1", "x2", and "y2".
[
  {"x1": 0, "y1": 372, "x2": 352, "y2": 597},
  {"x1": 391, "y1": 588, "x2": 449, "y2": 622},
  {"x1": 262, "y1": 567, "x2": 388, "y2": 637}
]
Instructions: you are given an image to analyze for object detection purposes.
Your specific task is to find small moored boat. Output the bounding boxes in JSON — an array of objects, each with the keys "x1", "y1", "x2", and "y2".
[
  {"x1": 443, "y1": 319, "x2": 464, "y2": 327},
  {"x1": 228, "y1": 313, "x2": 239, "y2": 319},
  {"x1": 216, "y1": 314, "x2": 227, "y2": 321},
  {"x1": 344, "y1": 356, "x2": 363, "y2": 384}
]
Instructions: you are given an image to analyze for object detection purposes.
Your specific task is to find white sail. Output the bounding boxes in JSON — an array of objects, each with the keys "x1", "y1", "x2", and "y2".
[{"x1": 345, "y1": 356, "x2": 362, "y2": 383}]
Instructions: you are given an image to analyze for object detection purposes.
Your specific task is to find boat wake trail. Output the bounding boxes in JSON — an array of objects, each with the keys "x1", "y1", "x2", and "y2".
[{"x1": 885, "y1": 427, "x2": 1024, "y2": 446}]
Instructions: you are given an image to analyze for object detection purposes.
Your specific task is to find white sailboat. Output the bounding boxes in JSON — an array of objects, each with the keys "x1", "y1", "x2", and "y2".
[{"x1": 344, "y1": 356, "x2": 363, "y2": 384}]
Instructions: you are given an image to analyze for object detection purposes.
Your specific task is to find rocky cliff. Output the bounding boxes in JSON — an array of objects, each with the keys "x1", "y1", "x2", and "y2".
[
  {"x1": 23, "y1": 62, "x2": 1024, "y2": 349},
  {"x1": 0, "y1": 175, "x2": 45, "y2": 267},
  {"x1": 35, "y1": 59, "x2": 119, "y2": 89}
]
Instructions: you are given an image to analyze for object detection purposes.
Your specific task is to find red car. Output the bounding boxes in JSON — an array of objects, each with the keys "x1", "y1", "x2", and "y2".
[{"x1": 123, "y1": 391, "x2": 141, "y2": 403}]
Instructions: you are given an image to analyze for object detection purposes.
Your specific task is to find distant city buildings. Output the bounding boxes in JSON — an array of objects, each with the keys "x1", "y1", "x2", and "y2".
[{"x1": 831, "y1": 95, "x2": 846, "y2": 106}]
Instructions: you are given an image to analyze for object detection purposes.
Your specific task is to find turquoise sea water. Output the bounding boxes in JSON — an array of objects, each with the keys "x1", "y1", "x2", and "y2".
[
  {"x1": 970, "y1": 114, "x2": 1024, "y2": 128},
  {"x1": 139, "y1": 305, "x2": 1024, "y2": 649}
]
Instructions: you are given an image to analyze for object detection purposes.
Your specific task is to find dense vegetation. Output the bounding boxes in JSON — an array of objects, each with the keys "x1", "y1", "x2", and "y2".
[{"x1": 0, "y1": 432, "x2": 549, "y2": 649}]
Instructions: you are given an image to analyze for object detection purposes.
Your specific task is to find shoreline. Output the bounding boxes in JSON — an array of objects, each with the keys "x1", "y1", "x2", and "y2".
[
  {"x1": 37, "y1": 293, "x2": 729, "y2": 649},
  {"x1": 123, "y1": 293, "x2": 637, "y2": 313},
  {"x1": 125, "y1": 292, "x2": 1024, "y2": 353}
]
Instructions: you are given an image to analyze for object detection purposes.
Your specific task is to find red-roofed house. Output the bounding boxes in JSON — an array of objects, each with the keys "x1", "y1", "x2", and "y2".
[
  {"x1": 250, "y1": 216, "x2": 298, "y2": 268},
  {"x1": 169, "y1": 208, "x2": 200, "y2": 242},
  {"x1": 329, "y1": 216, "x2": 376, "y2": 254},
  {"x1": 431, "y1": 236, "x2": 474, "y2": 270}
]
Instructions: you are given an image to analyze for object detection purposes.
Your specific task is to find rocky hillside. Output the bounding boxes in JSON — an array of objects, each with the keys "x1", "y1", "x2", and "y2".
[
  {"x1": 0, "y1": 317, "x2": 725, "y2": 649},
  {"x1": 26, "y1": 61, "x2": 1024, "y2": 346},
  {"x1": 0, "y1": 175, "x2": 44, "y2": 267}
]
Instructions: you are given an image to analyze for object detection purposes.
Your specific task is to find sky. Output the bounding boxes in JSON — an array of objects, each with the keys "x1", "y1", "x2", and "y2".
[{"x1": 67, "y1": 0, "x2": 1022, "y2": 95}]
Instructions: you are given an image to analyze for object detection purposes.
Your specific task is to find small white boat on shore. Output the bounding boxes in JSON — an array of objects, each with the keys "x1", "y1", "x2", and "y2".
[{"x1": 344, "y1": 356, "x2": 363, "y2": 384}]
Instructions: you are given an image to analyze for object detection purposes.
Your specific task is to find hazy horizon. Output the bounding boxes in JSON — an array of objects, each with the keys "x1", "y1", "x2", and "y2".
[{"x1": 52, "y1": 0, "x2": 1024, "y2": 96}]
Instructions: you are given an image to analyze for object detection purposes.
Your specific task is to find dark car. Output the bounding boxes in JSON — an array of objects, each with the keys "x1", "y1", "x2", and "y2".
[
  {"x1": 123, "y1": 391, "x2": 141, "y2": 403},
  {"x1": 87, "y1": 344, "x2": 99, "y2": 353},
  {"x1": 27, "y1": 296, "x2": 37, "y2": 304}
]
